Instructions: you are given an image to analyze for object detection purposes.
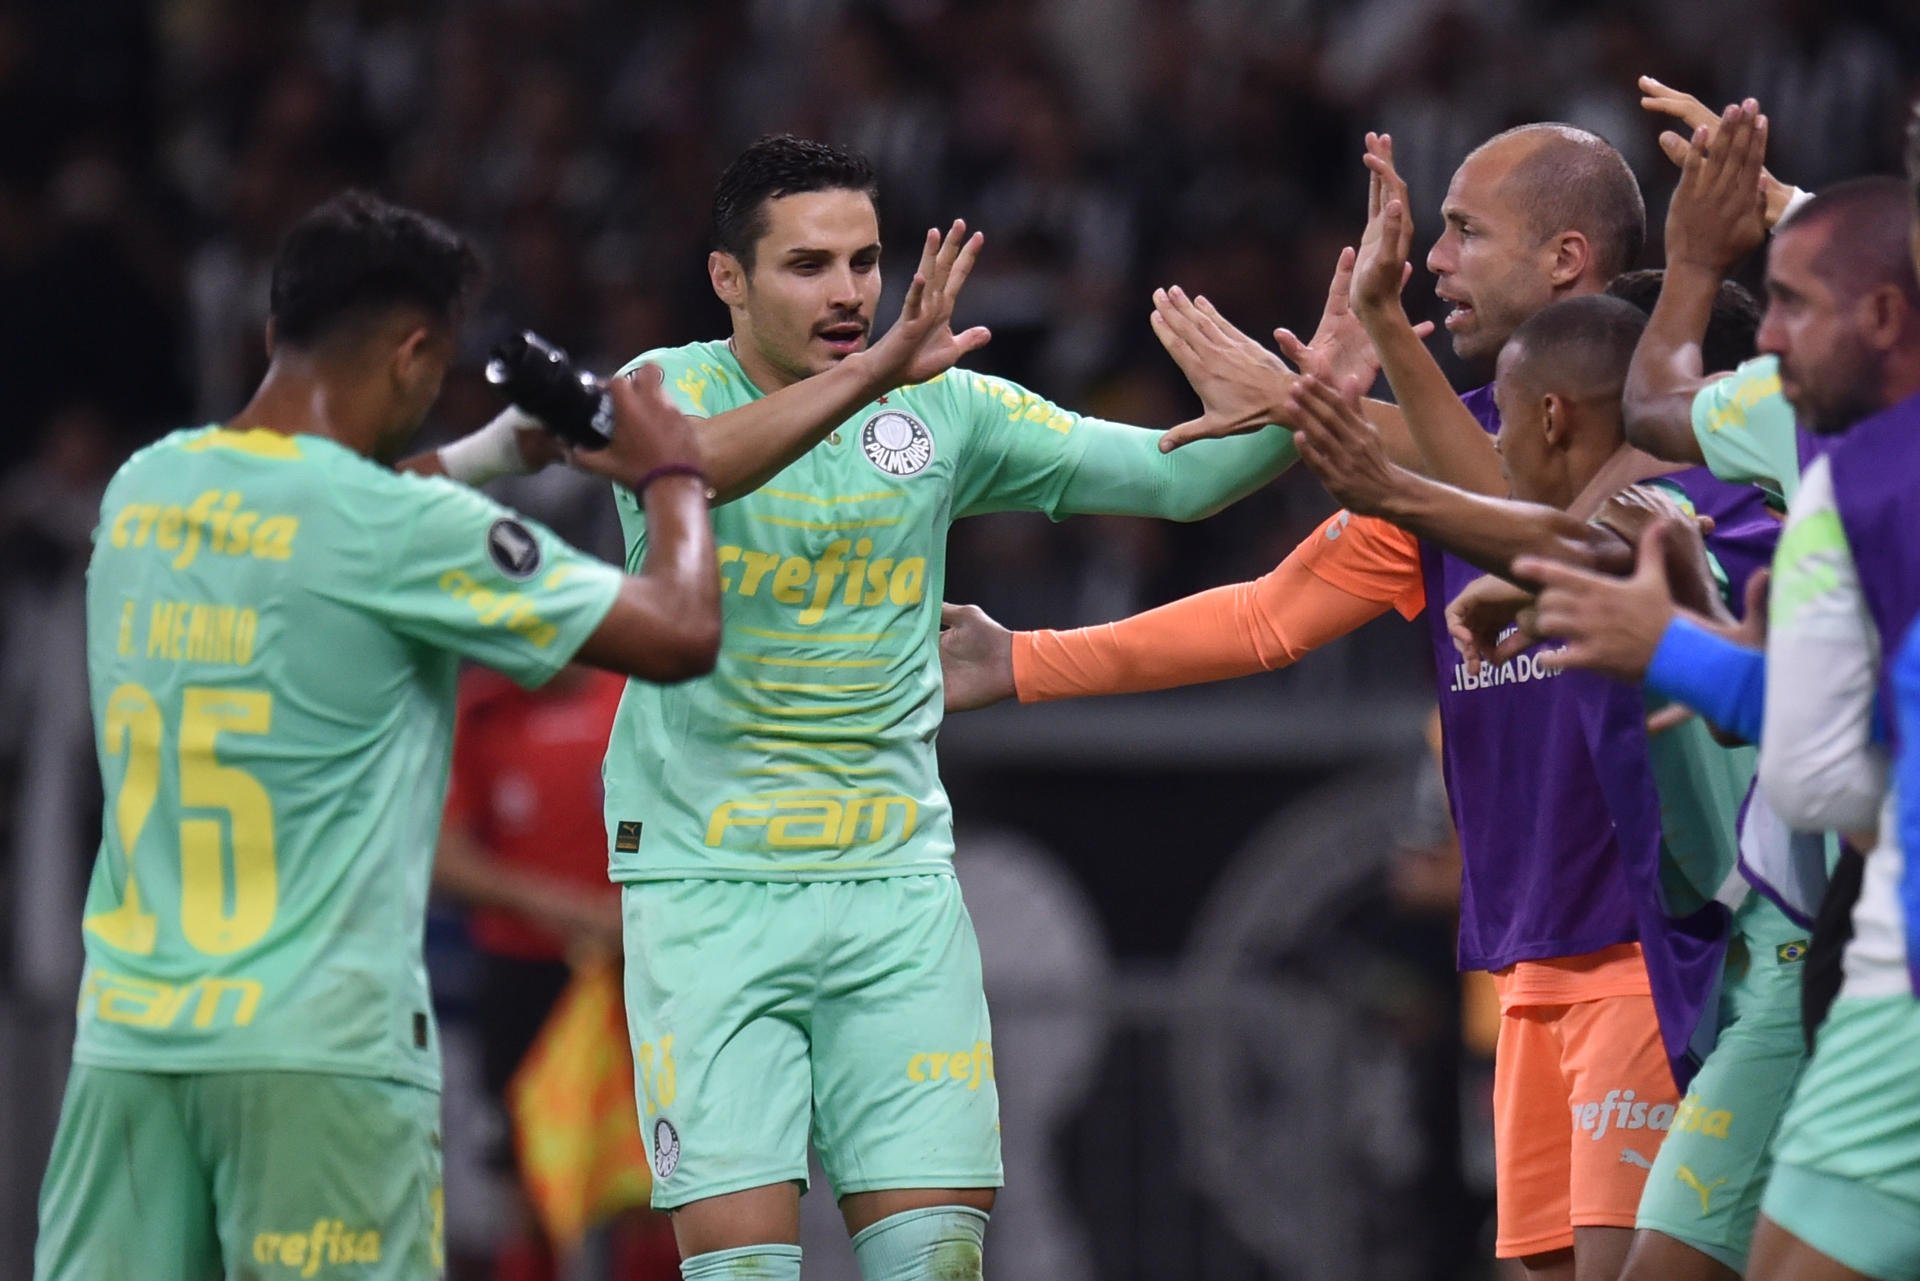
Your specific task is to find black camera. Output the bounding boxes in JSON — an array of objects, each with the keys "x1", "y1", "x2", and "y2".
[{"x1": 484, "y1": 331, "x2": 614, "y2": 449}]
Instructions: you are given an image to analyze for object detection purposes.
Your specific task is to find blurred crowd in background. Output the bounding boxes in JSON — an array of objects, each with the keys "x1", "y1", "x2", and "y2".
[
  {"x1": 0, "y1": 1, "x2": 1917, "y2": 1275},
  {"x1": 6, "y1": 0, "x2": 1916, "y2": 623}
]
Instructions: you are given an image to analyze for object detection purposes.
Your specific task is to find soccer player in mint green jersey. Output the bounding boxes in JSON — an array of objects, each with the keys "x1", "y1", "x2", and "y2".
[
  {"x1": 597, "y1": 136, "x2": 1305, "y2": 1281},
  {"x1": 35, "y1": 191, "x2": 725, "y2": 1281}
]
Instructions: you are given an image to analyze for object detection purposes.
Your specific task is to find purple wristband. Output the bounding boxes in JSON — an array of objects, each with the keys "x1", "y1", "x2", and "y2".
[{"x1": 634, "y1": 463, "x2": 710, "y2": 495}]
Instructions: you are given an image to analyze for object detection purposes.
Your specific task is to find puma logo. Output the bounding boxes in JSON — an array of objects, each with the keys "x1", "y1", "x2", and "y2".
[
  {"x1": 1618, "y1": 1148, "x2": 1654, "y2": 1171},
  {"x1": 1676, "y1": 1165, "x2": 1729, "y2": 1214}
]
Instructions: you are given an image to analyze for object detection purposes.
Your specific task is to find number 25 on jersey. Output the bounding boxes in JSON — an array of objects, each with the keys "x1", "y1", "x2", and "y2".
[{"x1": 85, "y1": 683, "x2": 279, "y2": 957}]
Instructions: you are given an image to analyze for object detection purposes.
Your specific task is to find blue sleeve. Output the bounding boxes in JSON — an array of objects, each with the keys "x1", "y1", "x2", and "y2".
[
  {"x1": 1896, "y1": 622, "x2": 1920, "y2": 995},
  {"x1": 1897, "y1": 622, "x2": 1920, "y2": 861},
  {"x1": 1645, "y1": 616, "x2": 1767, "y2": 744}
]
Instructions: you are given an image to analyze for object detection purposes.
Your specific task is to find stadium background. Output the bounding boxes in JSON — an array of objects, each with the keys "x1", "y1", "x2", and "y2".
[{"x1": 0, "y1": 0, "x2": 1915, "y2": 1277}]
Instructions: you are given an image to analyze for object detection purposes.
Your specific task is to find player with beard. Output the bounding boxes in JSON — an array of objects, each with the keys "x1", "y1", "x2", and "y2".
[
  {"x1": 943, "y1": 121, "x2": 1752, "y2": 1281},
  {"x1": 1734, "y1": 163, "x2": 1920, "y2": 1281},
  {"x1": 1506, "y1": 155, "x2": 1920, "y2": 1281}
]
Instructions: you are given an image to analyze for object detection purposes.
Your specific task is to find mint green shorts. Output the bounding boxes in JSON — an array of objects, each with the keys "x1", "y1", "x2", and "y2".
[
  {"x1": 1635, "y1": 926, "x2": 1810, "y2": 1272},
  {"x1": 1763, "y1": 994, "x2": 1920, "y2": 1280},
  {"x1": 620, "y1": 875, "x2": 1003, "y2": 1209},
  {"x1": 35, "y1": 1064, "x2": 443, "y2": 1281}
]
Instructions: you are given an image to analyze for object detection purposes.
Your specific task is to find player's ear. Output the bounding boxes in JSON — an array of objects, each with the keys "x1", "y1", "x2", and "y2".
[
  {"x1": 390, "y1": 323, "x2": 438, "y2": 391},
  {"x1": 1548, "y1": 231, "x2": 1591, "y2": 289},
  {"x1": 1540, "y1": 392, "x2": 1568, "y2": 447},
  {"x1": 263, "y1": 317, "x2": 278, "y2": 359},
  {"x1": 710, "y1": 250, "x2": 748, "y2": 309},
  {"x1": 1863, "y1": 282, "x2": 1910, "y2": 352}
]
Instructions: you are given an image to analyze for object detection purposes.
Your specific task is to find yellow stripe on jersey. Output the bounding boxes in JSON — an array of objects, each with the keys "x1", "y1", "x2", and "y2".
[
  {"x1": 738, "y1": 679, "x2": 888, "y2": 693},
  {"x1": 726, "y1": 701, "x2": 890, "y2": 718},
  {"x1": 759, "y1": 487, "x2": 906, "y2": 507},
  {"x1": 745, "y1": 739, "x2": 876, "y2": 754},
  {"x1": 733, "y1": 654, "x2": 889, "y2": 669},
  {"x1": 180, "y1": 428, "x2": 305, "y2": 458}
]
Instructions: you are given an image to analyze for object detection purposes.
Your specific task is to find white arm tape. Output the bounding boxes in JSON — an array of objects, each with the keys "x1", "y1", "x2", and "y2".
[{"x1": 438, "y1": 407, "x2": 540, "y2": 487}]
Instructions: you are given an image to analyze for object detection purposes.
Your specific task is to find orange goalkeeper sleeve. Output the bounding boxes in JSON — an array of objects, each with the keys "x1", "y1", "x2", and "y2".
[{"x1": 1013, "y1": 512, "x2": 1426, "y2": 701}]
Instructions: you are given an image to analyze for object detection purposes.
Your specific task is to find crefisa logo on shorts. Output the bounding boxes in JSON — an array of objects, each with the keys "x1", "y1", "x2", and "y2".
[
  {"x1": 1572, "y1": 1089, "x2": 1674, "y2": 1142},
  {"x1": 860, "y1": 411, "x2": 934, "y2": 477},
  {"x1": 653, "y1": 1117, "x2": 681, "y2": 1179}
]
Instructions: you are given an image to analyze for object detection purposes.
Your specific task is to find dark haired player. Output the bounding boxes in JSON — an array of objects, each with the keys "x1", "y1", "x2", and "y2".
[
  {"x1": 34, "y1": 190, "x2": 724, "y2": 1281},
  {"x1": 600, "y1": 135, "x2": 1310, "y2": 1281}
]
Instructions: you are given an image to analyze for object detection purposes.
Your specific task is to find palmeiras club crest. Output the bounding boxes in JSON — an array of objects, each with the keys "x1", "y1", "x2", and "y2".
[{"x1": 859, "y1": 410, "x2": 934, "y2": 476}]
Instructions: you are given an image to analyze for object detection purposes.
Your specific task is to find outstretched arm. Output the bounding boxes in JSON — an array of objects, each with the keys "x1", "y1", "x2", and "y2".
[
  {"x1": 1625, "y1": 101, "x2": 1770, "y2": 463},
  {"x1": 939, "y1": 512, "x2": 1422, "y2": 709},
  {"x1": 1287, "y1": 372, "x2": 1632, "y2": 583}
]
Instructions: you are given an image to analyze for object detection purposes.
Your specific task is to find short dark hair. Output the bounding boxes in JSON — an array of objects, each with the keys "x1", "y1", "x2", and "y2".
[
  {"x1": 1777, "y1": 175, "x2": 1920, "y2": 309},
  {"x1": 711, "y1": 135, "x2": 878, "y2": 272},
  {"x1": 269, "y1": 191, "x2": 482, "y2": 349},
  {"x1": 1606, "y1": 268, "x2": 1761, "y2": 374},
  {"x1": 1478, "y1": 124, "x2": 1647, "y2": 281},
  {"x1": 1505, "y1": 294, "x2": 1649, "y2": 399}
]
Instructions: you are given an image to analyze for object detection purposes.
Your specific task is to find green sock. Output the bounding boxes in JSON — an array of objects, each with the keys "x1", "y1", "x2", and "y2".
[
  {"x1": 679, "y1": 1243, "x2": 803, "y2": 1281},
  {"x1": 850, "y1": 1206, "x2": 989, "y2": 1281}
]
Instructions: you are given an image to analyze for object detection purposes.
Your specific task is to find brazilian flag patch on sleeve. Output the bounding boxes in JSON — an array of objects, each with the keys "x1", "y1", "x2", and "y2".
[{"x1": 1777, "y1": 940, "x2": 1809, "y2": 963}]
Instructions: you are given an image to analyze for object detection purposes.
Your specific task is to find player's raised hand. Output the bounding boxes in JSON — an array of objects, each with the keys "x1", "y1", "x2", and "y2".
[
  {"x1": 862, "y1": 220, "x2": 990, "y2": 390},
  {"x1": 1516, "y1": 520, "x2": 1689, "y2": 682},
  {"x1": 1351, "y1": 133, "x2": 1418, "y2": 319},
  {"x1": 1640, "y1": 75, "x2": 1796, "y2": 228},
  {"x1": 1445, "y1": 574, "x2": 1539, "y2": 676},
  {"x1": 1272, "y1": 245, "x2": 1435, "y2": 393},
  {"x1": 1666, "y1": 99, "x2": 1770, "y2": 277},
  {"x1": 939, "y1": 602, "x2": 1016, "y2": 712},
  {"x1": 1285, "y1": 371, "x2": 1400, "y2": 514},
  {"x1": 1152, "y1": 286, "x2": 1294, "y2": 452},
  {"x1": 570, "y1": 364, "x2": 708, "y2": 491}
]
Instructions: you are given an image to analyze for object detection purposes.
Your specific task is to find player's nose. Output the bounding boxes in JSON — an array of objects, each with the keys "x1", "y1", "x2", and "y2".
[{"x1": 826, "y1": 264, "x2": 862, "y2": 305}]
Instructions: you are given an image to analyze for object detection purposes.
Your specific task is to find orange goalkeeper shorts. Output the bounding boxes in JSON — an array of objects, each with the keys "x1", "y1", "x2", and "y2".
[{"x1": 1490, "y1": 945, "x2": 1679, "y2": 1258}]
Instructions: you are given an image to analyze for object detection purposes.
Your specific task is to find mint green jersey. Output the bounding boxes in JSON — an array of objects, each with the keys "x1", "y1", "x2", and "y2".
[
  {"x1": 1691, "y1": 356, "x2": 1801, "y2": 508},
  {"x1": 604, "y1": 340, "x2": 1296, "y2": 881},
  {"x1": 1639, "y1": 477, "x2": 1754, "y2": 909},
  {"x1": 75, "y1": 427, "x2": 622, "y2": 1089}
]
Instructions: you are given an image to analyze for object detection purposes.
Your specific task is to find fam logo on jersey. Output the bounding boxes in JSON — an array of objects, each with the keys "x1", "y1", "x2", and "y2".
[
  {"x1": 487, "y1": 518, "x2": 542, "y2": 580},
  {"x1": 860, "y1": 410, "x2": 934, "y2": 477},
  {"x1": 653, "y1": 1118, "x2": 681, "y2": 1179}
]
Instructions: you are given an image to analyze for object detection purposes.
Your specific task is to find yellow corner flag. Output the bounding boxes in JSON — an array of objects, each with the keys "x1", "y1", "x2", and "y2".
[{"x1": 507, "y1": 960, "x2": 652, "y2": 1248}]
